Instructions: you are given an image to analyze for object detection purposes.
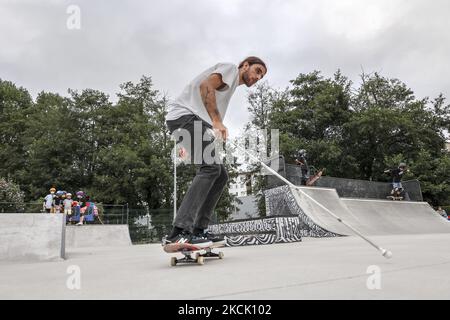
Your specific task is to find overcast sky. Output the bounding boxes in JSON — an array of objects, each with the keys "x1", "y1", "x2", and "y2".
[{"x1": 1, "y1": 0, "x2": 450, "y2": 137}]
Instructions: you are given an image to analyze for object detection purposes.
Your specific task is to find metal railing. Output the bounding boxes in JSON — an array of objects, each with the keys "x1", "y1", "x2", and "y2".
[
  {"x1": 0, "y1": 202, "x2": 42, "y2": 213},
  {"x1": 127, "y1": 208, "x2": 173, "y2": 244}
]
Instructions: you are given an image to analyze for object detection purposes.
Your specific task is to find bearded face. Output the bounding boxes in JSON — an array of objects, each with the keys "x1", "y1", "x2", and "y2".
[
  {"x1": 242, "y1": 70, "x2": 252, "y2": 87},
  {"x1": 241, "y1": 63, "x2": 266, "y2": 87}
]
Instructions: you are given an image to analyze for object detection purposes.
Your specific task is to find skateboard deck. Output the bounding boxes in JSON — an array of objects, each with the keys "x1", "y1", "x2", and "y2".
[
  {"x1": 162, "y1": 241, "x2": 225, "y2": 266},
  {"x1": 306, "y1": 168, "x2": 325, "y2": 186},
  {"x1": 387, "y1": 195, "x2": 403, "y2": 201}
]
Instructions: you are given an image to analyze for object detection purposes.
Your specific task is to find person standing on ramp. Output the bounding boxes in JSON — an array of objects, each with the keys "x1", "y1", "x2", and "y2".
[{"x1": 164, "y1": 56, "x2": 267, "y2": 248}]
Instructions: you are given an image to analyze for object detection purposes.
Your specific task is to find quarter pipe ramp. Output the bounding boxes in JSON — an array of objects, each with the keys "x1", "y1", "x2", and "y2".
[{"x1": 265, "y1": 185, "x2": 450, "y2": 237}]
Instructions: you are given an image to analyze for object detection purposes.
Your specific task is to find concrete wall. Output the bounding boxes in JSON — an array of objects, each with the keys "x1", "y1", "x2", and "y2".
[
  {"x1": 65, "y1": 225, "x2": 132, "y2": 248},
  {"x1": 0, "y1": 215, "x2": 131, "y2": 262},
  {"x1": 0, "y1": 213, "x2": 65, "y2": 262},
  {"x1": 268, "y1": 161, "x2": 423, "y2": 201}
]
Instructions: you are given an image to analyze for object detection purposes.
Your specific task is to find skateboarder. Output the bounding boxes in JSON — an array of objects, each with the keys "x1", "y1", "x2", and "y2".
[
  {"x1": 295, "y1": 149, "x2": 310, "y2": 186},
  {"x1": 384, "y1": 162, "x2": 409, "y2": 199},
  {"x1": 164, "y1": 56, "x2": 267, "y2": 248}
]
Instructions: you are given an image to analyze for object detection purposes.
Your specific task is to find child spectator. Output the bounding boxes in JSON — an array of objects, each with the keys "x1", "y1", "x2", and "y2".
[
  {"x1": 54, "y1": 190, "x2": 65, "y2": 214},
  {"x1": 43, "y1": 187, "x2": 56, "y2": 213},
  {"x1": 63, "y1": 193, "x2": 73, "y2": 217},
  {"x1": 437, "y1": 206, "x2": 448, "y2": 220},
  {"x1": 75, "y1": 191, "x2": 87, "y2": 226}
]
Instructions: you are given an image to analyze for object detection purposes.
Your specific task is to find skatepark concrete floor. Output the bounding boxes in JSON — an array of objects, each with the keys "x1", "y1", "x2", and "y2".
[{"x1": 1, "y1": 233, "x2": 450, "y2": 300}]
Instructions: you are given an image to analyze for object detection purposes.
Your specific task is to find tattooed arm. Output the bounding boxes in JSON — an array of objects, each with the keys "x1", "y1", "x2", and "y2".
[{"x1": 199, "y1": 73, "x2": 228, "y2": 140}]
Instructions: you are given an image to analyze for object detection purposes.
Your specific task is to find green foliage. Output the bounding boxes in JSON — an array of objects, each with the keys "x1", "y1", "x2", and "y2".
[
  {"x1": 0, "y1": 178, "x2": 25, "y2": 212},
  {"x1": 0, "y1": 79, "x2": 33, "y2": 185},
  {"x1": 408, "y1": 150, "x2": 450, "y2": 206},
  {"x1": 270, "y1": 70, "x2": 353, "y2": 178}
]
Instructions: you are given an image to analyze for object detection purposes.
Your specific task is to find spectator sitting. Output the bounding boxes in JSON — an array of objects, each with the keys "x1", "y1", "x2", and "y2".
[
  {"x1": 75, "y1": 191, "x2": 86, "y2": 226},
  {"x1": 54, "y1": 190, "x2": 65, "y2": 214},
  {"x1": 436, "y1": 206, "x2": 448, "y2": 220},
  {"x1": 76, "y1": 192, "x2": 97, "y2": 226},
  {"x1": 69, "y1": 200, "x2": 79, "y2": 223}
]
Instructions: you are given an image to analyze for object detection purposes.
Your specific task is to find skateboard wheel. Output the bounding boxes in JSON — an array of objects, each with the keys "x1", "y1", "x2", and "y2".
[
  {"x1": 218, "y1": 252, "x2": 224, "y2": 259},
  {"x1": 197, "y1": 256, "x2": 204, "y2": 265},
  {"x1": 170, "y1": 257, "x2": 177, "y2": 266}
]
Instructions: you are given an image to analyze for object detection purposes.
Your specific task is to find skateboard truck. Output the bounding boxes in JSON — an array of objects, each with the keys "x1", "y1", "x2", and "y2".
[
  {"x1": 171, "y1": 250, "x2": 204, "y2": 266},
  {"x1": 170, "y1": 247, "x2": 224, "y2": 266}
]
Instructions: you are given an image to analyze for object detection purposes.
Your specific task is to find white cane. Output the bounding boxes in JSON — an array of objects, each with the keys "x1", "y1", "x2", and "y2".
[{"x1": 208, "y1": 128, "x2": 393, "y2": 259}]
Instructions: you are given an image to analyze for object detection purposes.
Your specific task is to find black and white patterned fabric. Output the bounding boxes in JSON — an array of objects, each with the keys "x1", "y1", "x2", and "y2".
[
  {"x1": 265, "y1": 185, "x2": 341, "y2": 237},
  {"x1": 208, "y1": 216, "x2": 302, "y2": 246}
]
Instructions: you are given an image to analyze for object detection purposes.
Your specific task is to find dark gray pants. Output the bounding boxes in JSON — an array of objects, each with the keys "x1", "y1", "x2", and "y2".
[{"x1": 166, "y1": 114, "x2": 228, "y2": 231}]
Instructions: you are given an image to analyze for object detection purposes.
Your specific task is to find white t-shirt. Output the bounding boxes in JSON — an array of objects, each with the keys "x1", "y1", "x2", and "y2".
[
  {"x1": 165, "y1": 63, "x2": 240, "y2": 125},
  {"x1": 44, "y1": 194, "x2": 54, "y2": 209},
  {"x1": 63, "y1": 199, "x2": 73, "y2": 210}
]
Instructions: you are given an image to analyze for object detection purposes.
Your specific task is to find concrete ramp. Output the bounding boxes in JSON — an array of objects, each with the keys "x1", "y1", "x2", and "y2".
[
  {"x1": 0, "y1": 213, "x2": 65, "y2": 262},
  {"x1": 266, "y1": 185, "x2": 450, "y2": 237},
  {"x1": 342, "y1": 198, "x2": 450, "y2": 235},
  {"x1": 289, "y1": 186, "x2": 363, "y2": 236},
  {"x1": 65, "y1": 225, "x2": 132, "y2": 248}
]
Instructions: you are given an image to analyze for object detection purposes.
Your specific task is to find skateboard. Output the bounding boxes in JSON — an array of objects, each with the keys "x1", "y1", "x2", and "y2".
[
  {"x1": 162, "y1": 241, "x2": 225, "y2": 266},
  {"x1": 306, "y1": 168, "x2": 325, "y2": 186},
  {"x1": 387, "y1": 195, "x2": 403, "y2": 201},
  {"x1": 387, "y1": 187, "x2": 404, "y2": 201}
]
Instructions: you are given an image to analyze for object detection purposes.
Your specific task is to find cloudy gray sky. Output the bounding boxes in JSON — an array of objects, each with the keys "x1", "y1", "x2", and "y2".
[{"x1": 1, "y1": 0, "x2": 450, "y2": 137}]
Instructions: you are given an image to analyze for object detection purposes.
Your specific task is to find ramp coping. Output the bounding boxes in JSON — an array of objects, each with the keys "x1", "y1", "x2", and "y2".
[{"x1": 341, "y1": 198, "x2": 429, "y2": 204}]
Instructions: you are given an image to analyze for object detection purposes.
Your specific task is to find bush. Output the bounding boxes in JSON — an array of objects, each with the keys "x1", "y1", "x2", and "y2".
[{"x1": 0, "y1": 178, "x2": 25, "y2": 212}]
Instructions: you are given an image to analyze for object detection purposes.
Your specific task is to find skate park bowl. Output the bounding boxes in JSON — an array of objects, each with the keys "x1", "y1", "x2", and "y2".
[
  {"x1": 65, "y1": 225, "x2": 132, "y2": 248},
  {"x1": 0, "y1": 213, "x2": 65, "y2": 262}
]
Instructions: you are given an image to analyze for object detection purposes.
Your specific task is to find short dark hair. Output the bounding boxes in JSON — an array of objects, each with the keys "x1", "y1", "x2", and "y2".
[{"x1": 238, "y1": 56, "x2": 267, "y2": 72}]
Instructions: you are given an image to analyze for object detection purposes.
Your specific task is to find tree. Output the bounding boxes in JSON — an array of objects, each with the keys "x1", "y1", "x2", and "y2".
[
  {"x1": 0, "y1": 178, "x2": 25, "y2": 212},
  {"x1": 0, "y1": 80, "x2": 33, "y2": 187},
  {"x1": 270, "y1": 70, "x2": 353, "y2": 177},
  {"x1": 242, "y1": 82, "x2": 290, "y2": 216},
  {"x1": 21, "y1": 91, "x2": 77, "y2": 199},
  {"x1": 343, "y1": 72, "x2": 448, "y2": 181}
]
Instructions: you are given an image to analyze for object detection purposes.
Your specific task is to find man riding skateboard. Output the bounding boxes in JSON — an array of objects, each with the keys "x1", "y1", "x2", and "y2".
[
  {"x1": 164, "y1": 56, "x2": 267, "y2": 249},
  {"x1": 295, "y1": 149, "x2": 310, "y2": 186},
  {"x1": 384, "y1": 162, "x2": 409, "y2": 199}
]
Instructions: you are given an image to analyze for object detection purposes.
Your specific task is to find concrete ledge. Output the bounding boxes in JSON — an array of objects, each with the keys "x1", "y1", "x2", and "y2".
[
  {"x1": 65, "y1": 225, "x2": 132, "y2": 248},
  {"x1": 0, "y1": 213, "x2": 65, "y2": 262}
]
